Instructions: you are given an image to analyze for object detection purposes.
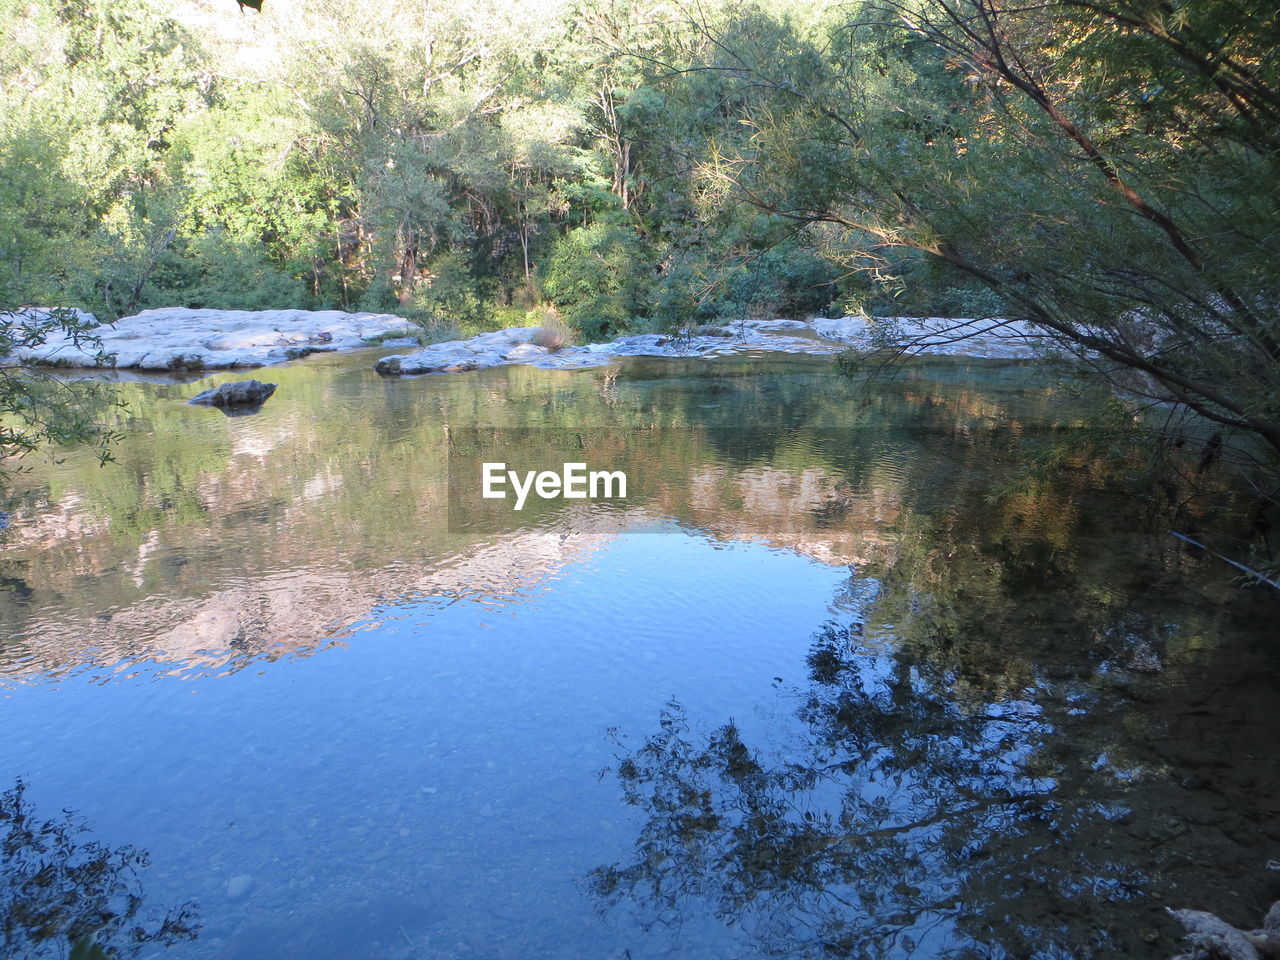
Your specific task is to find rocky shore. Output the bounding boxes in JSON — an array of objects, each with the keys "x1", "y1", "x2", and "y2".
[
  {"x1": 12, "y1": 307, "x2": 415, "y2": 370},
  {"x1": 375, "y1": 315, "x2": 1046, "y2": 375},
  {"x1": 11, "y1": 307, "x2": 1045, "y2": 375}
]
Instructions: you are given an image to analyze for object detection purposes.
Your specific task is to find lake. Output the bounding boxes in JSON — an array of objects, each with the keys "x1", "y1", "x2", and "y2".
[{"x1": 2, "y1": 349, "x2": 1277, "y2": 960}]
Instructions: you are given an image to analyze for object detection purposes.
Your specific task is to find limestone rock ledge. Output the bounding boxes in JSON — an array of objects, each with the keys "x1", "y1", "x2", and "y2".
[
  {"x1": 374, "y1": 316, "x2": 1048, "y2": 376},
  {"x1": 12, "y1": 307, "x2": 415, "y2": 371}
]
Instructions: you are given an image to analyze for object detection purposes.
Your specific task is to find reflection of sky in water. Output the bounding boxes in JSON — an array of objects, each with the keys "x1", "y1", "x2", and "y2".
[
  {"x1": 3, "y1": 354, "x2": 1278, "y2": 959},
  {"x1": 2, "y1": 532, "x2": 854, "y2": 959}
]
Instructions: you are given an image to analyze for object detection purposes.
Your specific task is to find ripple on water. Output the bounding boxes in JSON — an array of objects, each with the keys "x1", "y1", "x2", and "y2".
[{"x1": 0, "y1": 351, "x2": 1276, "y2": 960}]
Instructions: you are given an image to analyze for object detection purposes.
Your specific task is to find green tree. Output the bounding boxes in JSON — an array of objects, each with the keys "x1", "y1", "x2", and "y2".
[
  {"x1": 0, "y1": 309, "x2": 121, "y2": 472},
  {"x1": 0, "y1": 0, "x2": 206, "y2": 312},
  {"x1": 543, "y1": 222, "x2": 656, "y2": 337},
  {"x1": 690, "y1": 0, "x2": 1280, "y2": 468}
]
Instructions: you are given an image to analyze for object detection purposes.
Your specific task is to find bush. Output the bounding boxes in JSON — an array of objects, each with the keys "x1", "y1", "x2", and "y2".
[
  {"x1": 529, "y1": 306, "x2": 571, "y2": 351},
  {"x1": 144, "y1": 229, "x2": 306, "y2": 311},
  {"x1": 542, "y1": 224, "x2": 655, "y2": 340},
  {"x1": 401, "y1": 252, "x2": 489, "y2": 334},
  {"x1": 645, "y1": 239, "x2": 839, "y2": 333},
  {"x1": 837, "y1": 253, "x2": 1006, "y2": 320},
  {"x1": 716, "y1": 242, "x2": 837, "y2": 321},
  {"x1": 358, "y1": 252, "x2": 488, "y2": 339}
]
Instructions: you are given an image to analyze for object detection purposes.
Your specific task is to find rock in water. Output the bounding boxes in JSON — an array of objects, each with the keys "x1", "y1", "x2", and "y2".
[
  {"x1": 225, "y1": 874, "x2": 254, "y2": 901},
  {"x1": 190, "y1": 380, "x2": 278, "y2": 408}
]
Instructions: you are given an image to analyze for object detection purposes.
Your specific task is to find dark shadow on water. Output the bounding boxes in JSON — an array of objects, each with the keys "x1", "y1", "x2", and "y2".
[{"x1": 0, "y1": 779, "x2": 199, "y2": 959}]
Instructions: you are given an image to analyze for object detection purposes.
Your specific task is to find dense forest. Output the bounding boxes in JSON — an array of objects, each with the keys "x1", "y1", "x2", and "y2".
[
  {"x1": 2, "y1": 0, "x2": 1278, "y2": 470},
  {"x1": 2, "y1": 0, "x2": 853, "y2": 332}
]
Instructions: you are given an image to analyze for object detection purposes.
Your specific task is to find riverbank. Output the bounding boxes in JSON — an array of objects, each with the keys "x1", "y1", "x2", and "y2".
[
  {"x1": 10, "y1": 307, "x2": 1047, "y2": 375},
  {"x1": 10, "y1": 307, "x2": 417, "y2": 371},
  {"x1": 374, "y1": 315, "x2": 1045, "y2": 375}
]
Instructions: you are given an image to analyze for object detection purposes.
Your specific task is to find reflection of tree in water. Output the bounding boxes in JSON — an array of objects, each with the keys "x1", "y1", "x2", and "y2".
[
  {"x1": 583, "y1": 357, "x2": 1278, "y2": 958},
  {"x1": 0, "y1": 779, "x2": 198, "y2": 959},
  {"x1": 589, "y1": 615, "x2": 1166, "y2": 959}
]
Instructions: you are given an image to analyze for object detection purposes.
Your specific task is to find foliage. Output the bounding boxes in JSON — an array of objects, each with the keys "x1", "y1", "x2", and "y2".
[
  {"x1": 688, "y1": 0, "x2": 1280, "y2": 466},
  {"x1": 715, "y1": 239, "x2": 838, "y2": 321},
  {"x1": 0, "y1": 0, "x2": 1277, "y2": 478},
  {"x1": 0, "y1": 0, "x2": 206, "y2": 313},
  {"x1": 0, "y1": 0, "x2": 854, "y2": 334},
  {"x1": 406, "y1": 252, "x2": 491, "y2": 333},
  {"x1": 542, "y1": 223, "x2": 656, "y2": 338},
  {"x1": 144, "y1": 230, "x2": 307, "y2": 311},
  {"x1": 0, "y1": 309, "x2": 123, "y2": 474},
  {"x1": 0, "y1": 778, "x2": 200, "y2": 959}
]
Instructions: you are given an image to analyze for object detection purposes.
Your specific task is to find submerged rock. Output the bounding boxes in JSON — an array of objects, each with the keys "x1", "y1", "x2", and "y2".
[
  {"x1": 13, "y1": 307, "x2": 416, "y2": 370},
  {"x1": 225, "y1": 874, "x2": 254, "y2": 901},
  {"x1": 190, "y1": 379, "x2": 278, "y2": 409},
  {"x1": 1125, "y1": 640, "x2": 1164, "y2": 674},
  {"x1": 1095, "y1": 615, "x2": 1167, "y2": 677}
]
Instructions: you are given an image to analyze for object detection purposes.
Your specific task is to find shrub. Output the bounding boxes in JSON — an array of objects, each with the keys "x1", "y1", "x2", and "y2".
[
  {"x1": 529, "y1": 306, "x2": 571, "y2": 351},
  {"x1": 542, "y1": 223, "x2": 655, "y2": 340},
  {"x1": 144, "y1": 229, "x2": 306, "y2": 311},
  {"x1": 408, "y1": 252, "x2": 489, "y2": 333},
  {"x1": 716, "y1": 242, "x2": 837, "y2": 321}
]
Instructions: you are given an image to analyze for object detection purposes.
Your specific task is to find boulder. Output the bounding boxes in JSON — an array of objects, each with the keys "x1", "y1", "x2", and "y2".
[
  {"x1": 190, "y1": 380, "x2": 278, "y2": 408},
  {"x1": 502, "y1": 342, "x2": 550, "y2": 361}
]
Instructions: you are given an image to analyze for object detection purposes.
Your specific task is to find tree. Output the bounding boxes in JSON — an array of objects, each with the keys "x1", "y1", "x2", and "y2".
[
  {"x1": 692, "y1": 0, "x2": 1280, "y2": 471},
  {"x1": 0, "y1": 0, "x2": 207, "y2": 313},
  {"x1": 0, "y1": 309, "x2": 122, "y2": 472}
]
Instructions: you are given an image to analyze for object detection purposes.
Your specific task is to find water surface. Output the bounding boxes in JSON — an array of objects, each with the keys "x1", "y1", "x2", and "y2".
[{"x1": 2, "y1": 350, "x2": 1277, "y2": 959}]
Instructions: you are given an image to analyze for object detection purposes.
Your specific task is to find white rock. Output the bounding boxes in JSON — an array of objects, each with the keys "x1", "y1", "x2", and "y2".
[
  {"x1": 377, "y1": 317, "x2": 1048, "y2": 376},
  {"x1": 502, "y1": 342, "x2": 550, "y2": 361},
  {"x1": 374, "y1": 347, "x2": 505, "y2": 375},
  {"x1": 13, "y1": 307, "x2": 417, "y2": 371}
]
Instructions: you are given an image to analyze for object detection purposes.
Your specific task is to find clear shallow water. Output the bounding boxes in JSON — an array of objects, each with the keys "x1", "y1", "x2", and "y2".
[{"x1": 1, "y1": 350, "x2": 1278, "y2": 959}]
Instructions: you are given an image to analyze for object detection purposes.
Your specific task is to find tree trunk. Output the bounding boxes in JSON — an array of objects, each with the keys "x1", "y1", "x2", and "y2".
[{"x1": 397, "y1": 233, "x2": 418, "y2": 305}]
